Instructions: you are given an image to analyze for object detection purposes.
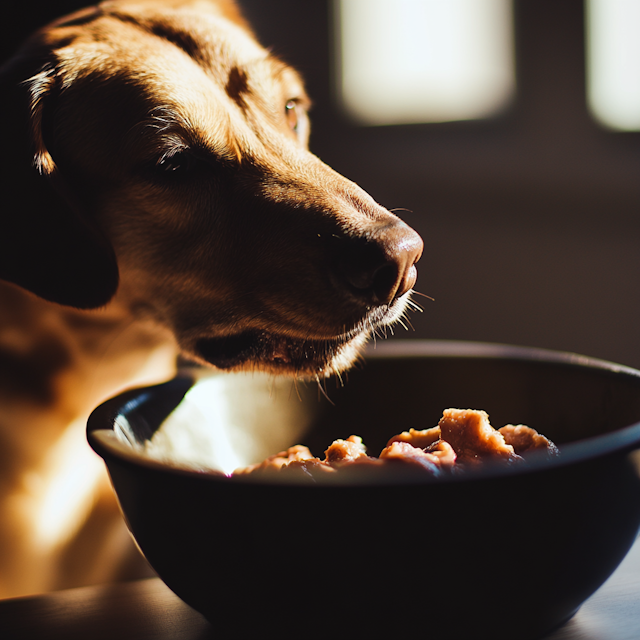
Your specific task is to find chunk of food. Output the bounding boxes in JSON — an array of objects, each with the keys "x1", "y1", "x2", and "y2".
[
  {"x1": 234, "y1": 444, "x2": 315, "y2": 476},
  {"x1": 325, "y1": 435, "x2": 368, "y2": 463},
  {"x1": 379, "y1": 439, "x2": 456, "y2": 475},
  {"x1": 387, "y1": 426, "x2": 441, "y2": 449},
  {"x1": 499, "y1": 424, "x2": 559, "y2": 456},
  {"x1": 438, "y1": 408, "x2": 521, "y2": 465},
  {"x1": 233, "y1": 408, "x2": 558, "y2": 480}
]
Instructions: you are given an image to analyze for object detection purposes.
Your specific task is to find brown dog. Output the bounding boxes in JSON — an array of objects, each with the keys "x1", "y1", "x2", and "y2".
[{"x1": 0, "y1": 0, "x2": 422, "y2": 598}]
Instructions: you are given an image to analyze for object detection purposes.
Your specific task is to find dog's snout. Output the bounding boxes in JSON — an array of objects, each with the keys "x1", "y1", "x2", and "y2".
[{"x1": 340, "y1": 221, "x2": 423, "y2": 306}]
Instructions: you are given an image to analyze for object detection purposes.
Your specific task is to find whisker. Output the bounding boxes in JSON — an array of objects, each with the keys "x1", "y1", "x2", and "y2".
[
  {"x1": 400, "y1": 310, "x2": 415, "y2": 331},
  {"x1": 291, "y1": 377, "x2": 303, "y2": 402},
  {"x1": 269, "y1": 376, "x2": 279, "y2": 399},
  {"x1": 315, "y1": 374, "x2": 335, "y2": 405},
  {"x1": 412, "y1": 290, "x2": 435, "y2": 301}
]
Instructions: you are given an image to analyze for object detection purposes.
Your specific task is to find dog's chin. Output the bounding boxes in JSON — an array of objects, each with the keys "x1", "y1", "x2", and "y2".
[
  {"x1": 190, "y1": 294, "x2": 414, "y2": 377},
  {"x1": 193, "y1": 328, "x2": 369, "y2": 377}
]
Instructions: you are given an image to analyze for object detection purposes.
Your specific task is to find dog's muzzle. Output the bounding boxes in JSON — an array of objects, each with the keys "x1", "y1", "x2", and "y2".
[{"x1": 193, "y1": 218, "x2": 423, "y2": 376}]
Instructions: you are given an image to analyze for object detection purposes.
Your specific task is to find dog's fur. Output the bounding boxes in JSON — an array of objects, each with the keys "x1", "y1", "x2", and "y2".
[{"x1": 0, "y1": 0, "x2": 422, "y2": 598}]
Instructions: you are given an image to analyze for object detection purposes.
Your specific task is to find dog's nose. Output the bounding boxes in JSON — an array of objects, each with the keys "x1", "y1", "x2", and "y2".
[{"x1": 339, "y1": 220, "x2": 423, "y2": 306}]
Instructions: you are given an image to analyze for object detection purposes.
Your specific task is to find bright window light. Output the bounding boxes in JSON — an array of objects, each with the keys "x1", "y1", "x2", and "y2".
[
  {"x1": 335, "y1": 0, "x2": 515, "y2": 125},
  {"x1": 586, "y1": 0, "x2": 640, "y2": 131}
]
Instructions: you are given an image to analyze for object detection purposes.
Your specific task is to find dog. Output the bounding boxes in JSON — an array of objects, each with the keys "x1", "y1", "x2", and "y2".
[{"x1": 0, "y1": 0, "x2": 423, "y2": 598}]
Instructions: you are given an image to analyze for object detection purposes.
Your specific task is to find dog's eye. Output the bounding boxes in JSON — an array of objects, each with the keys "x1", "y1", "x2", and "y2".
[
  {"x1": 146, "y1": 149, "x2": 211, "y2": 184},
  {"x1": 285, "y1": 99, "x2": 309, "y2": 144},
  {"x1": 155, "y1": 150, "x2": 193, "y2": 176},
  {"x1": 285, "y1": 100, "x2": 299, "y2": 131}
]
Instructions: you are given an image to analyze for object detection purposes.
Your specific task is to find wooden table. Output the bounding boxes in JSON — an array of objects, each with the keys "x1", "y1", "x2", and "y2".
[{"x1": 3, "y1": 538, "x2": 640, "y2": 640}]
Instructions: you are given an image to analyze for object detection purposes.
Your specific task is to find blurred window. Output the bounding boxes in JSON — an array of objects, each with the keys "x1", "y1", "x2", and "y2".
[
  {"x1": 335, "y1": 0, "x2": 515, "y2": 125},
  {"x1": 586, "y1": 0, "x2": 640, "y2": 131}
]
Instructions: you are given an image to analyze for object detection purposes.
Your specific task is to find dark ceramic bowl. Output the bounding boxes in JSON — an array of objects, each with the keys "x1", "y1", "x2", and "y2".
[{"x1": 87, "y1": 341, "x2": 640, "y2": 640}]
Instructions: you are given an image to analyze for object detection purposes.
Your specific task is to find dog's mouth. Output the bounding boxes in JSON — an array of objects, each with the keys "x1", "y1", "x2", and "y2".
[
  {"x1": 192, "y1": 294, "x2": 416, "y2": 377},
  {"x1": 194, "y1": 328, "x2": 365, "y2": 376}
]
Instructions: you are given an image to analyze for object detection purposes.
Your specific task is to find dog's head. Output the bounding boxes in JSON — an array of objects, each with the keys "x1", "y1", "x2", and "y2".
[{"x1": 0, "y1": 0, "x2": 423, "y2": 377}]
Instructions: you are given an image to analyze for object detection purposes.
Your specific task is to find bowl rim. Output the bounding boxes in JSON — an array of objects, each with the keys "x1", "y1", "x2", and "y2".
[{"x1": 87, "y1": 339, "x2": 640, "y2": 486}]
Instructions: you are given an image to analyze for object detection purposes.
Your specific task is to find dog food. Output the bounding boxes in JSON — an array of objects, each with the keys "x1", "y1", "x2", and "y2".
[{"x1": 234, "y1": 408, "x2": 558, "y2": 480}]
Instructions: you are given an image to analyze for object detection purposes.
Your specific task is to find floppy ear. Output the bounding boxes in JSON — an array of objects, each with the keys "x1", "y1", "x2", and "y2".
[{"x1": 0, "y1": 52, "x2": 119, "y2": 309}]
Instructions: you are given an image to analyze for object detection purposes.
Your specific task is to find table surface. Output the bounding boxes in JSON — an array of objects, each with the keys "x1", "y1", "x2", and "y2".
[{"x1": 2, "y1": 538, "x2": 640, "y2": 640}]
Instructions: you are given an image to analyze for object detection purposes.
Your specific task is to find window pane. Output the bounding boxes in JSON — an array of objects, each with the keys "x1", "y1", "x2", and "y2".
[
  {"x1": 335, "y1": 0, "x2": 515, "y2": 125},
  {"x1": 587, "y1": 0, "x2": 640, "y2": 131}
]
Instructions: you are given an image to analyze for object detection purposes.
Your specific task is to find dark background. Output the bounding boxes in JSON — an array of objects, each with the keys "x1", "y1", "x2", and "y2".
[{"x1": 4, "y1": 1, "x2": 640, "y2": 367}]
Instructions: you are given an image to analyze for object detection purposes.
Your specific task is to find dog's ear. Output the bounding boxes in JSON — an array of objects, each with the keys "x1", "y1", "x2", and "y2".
[{"x1": 0, "y1": 53, "x2": 119, "y2": 309}]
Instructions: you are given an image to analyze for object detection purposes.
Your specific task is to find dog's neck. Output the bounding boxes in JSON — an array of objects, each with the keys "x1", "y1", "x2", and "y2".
[
  {"x1": 0, "y1": 280, "x2": 178, "y2": 597},
  {"x1": 0, "y1": 280, "x2": 178, "y2": 454}
]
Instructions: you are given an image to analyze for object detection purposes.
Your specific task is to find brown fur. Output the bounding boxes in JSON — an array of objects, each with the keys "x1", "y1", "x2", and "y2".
[{"x1": 0, "y1": 0, "x2": 422, "y2": 597}]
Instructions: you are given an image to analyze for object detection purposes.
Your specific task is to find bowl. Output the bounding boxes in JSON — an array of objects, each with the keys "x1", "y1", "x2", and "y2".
[{"x1": 87, "y1": 340, "x2": 640, "y2": 639}]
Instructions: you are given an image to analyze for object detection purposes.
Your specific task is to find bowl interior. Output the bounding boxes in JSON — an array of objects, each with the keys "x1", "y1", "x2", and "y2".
[{"x1": 93, "y1": 340, "x2": 640, "y2": 479}]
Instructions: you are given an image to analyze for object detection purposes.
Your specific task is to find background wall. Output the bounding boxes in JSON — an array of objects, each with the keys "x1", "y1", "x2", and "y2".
[
  {"x1": 4, "y1": 0, "x2": 640, "y2": 367},
  {"x1": 239, "y1": 0, "x2": 640, "y2": 368}
]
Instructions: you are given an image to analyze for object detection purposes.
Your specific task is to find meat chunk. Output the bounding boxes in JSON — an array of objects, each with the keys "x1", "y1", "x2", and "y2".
[
  {"x1": 438, "y1": 409, "x2": 521, "y2": 465},
  {"x1": 499, "y1": 425, "x2": 559, "y2": 457},
  {"x1": 380, "y1": 439, "x2": 456, "y2": 475},
  {"x1": 387, "y1": 426, "x2": 441, "y2": 449},
  {"x1": 234, "y1": 444, "x2": 315, "y2": 476},
  {"x1": 325, "y1": 435, "x2": 368, "y2": 464},
  {"x1": 233, "y1": 409, "x2": 558, "y2": 480}
]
